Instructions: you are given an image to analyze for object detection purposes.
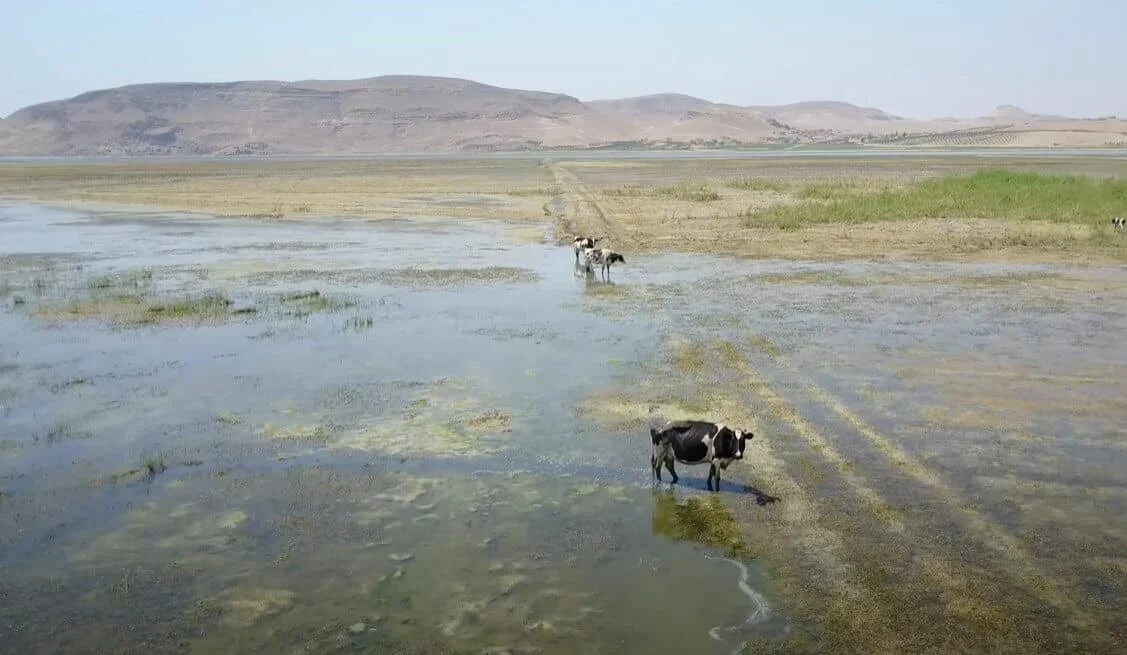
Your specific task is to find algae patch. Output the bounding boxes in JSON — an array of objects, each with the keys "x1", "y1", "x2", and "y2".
[
  {"x1": 576, "y1": 392, "x2": 719, "y2": 431},
  {"x1": 268, "y1": 378, "x2": 514, "y2": 458},
  {"x1": 33, "y1": 291, "x2": 251, "y2": 326},
  {"x1": 257, "y1": 422, "x2": 338, "y2": 444},
  {"x1": 651, "y1": 490, "x2": 755, "y2": 560},
  {"x1": 213, "y1": 587, "x2": 296, "y2": 628},
  {"x1": 277, "y1": 289, "x2": 353, "y2": 316},
  {"x1": 463, "y1": 410, "x2": 513, "y2": 434}
]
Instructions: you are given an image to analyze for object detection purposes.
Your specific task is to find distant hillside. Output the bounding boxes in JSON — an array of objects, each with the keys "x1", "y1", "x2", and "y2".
[
  {"x1": 0, "y1": 75, "x2": 1123, "y2": 155},
  {"x1": 747, "y1": 100, "x2": 901, "y2": 132}
]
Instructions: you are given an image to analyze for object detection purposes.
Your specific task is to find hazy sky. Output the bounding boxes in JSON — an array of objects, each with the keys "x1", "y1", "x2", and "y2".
[{"x1": 2, "y1": 0, "x2": 1123, "y2": 119}]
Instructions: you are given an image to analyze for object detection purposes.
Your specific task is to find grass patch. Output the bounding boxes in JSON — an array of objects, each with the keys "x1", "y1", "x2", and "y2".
[
  {"x1": 575, "y1": 392, "x2": 720, "y2": 431},
  {"x1": 257, "y1": 422, "x2": 336, "y2": 444},
  {"x1": 601, "y1": 185, "x2": 649, "y2": 198},
  {"x1": 583, "y1": 282, "x2": 631, "y2": 299},
  {"x1": 87, "y1": 268, "x2": 153, "y2": 291},
  {"x1": 748, "y1": 334, "x2": 782, "y2": 358},
  {"x1": 247, "y1": 205, "x2": 286, "y2": 219},
  {"x1": 39, "y1": 419, "x2": 91, "y2": 443},
  {"x1": 726, "y1": 178, "x2": 790, "y2": 192},
  {"x1": 278, "y1": 289, "x2": 353, "y2": 315},
  {"x1": 505, "y1": 186, "x2": 557, "y2": 197},
  {"x1": 655, "y1": 184, "x2": 722, "y2": 202},
  {"x1": 744, "y1": 169, "x2": 1127, "y2": 229},
  {"x1": 603, "y1": 183, "x2": 722, "y2": 201},
  {"x1": 279, "y1": 290, "x2": 323, "y2": 302},
  {"x1": 712, "y1": 339, "x2": 745, "y2": 370},
  {"x1": 461, "y1": 410, "x2": 512, "y2": 434},
  {"x1": 149, "y1": 293, "x2": 234, "y2": 318},
  {"x1": 794, "y1": 180, "x2": 861, "y2": 200},
  {"x1": 141, "y1": 453, "x2": 167, "y2": 477},
  {"x1": 671, "y1": 341, "x2": 707, "y2": 375},
  {"x1": 49, "y1": 377, "x2": 91, "y2": 392},
  {"x1": 0, "y1": 159, "x2": 553, "y2": 222},
  {"x1": 35, "y1": 291, "x2": 250, "y2": 325}
]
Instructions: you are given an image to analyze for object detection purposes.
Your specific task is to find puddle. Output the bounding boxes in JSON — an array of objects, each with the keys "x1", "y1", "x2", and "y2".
[{"x1": 2, "y1": 201, "x2": 1126, "y2": 653}]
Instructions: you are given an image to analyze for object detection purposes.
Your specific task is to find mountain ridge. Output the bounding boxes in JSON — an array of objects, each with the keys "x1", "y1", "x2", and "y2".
[{"x1": 1, "y1": 74, "x2": 1122, "y2": 155}]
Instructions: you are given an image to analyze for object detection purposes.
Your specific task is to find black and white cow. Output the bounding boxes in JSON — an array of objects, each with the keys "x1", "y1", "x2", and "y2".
[
  {"x1": 583, "y1": 247, "x2": 625, "y2": 280},
  {"x1": 650, "y1": 420, "x2": 753, "y2": 492},
  {"x1": 1114, "y1": 216, "x2": 1126, "y2": 232},
  {"x1": 573, "y1": 236, "x2": 602, "y2": 262}
]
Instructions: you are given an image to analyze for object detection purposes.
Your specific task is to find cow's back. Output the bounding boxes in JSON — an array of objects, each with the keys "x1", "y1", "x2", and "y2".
[{"x1": 659, "y1": 421, "x2": 715, "y2": 463}]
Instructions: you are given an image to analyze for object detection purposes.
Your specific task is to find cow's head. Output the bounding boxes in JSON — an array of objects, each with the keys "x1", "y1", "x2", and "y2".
[{"x1": 732, "y1": 428, "x2": 753, "y2": 460}]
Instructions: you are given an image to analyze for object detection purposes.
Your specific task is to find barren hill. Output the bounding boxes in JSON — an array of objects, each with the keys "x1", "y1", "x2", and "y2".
[{"x1": 0, "y1": 75, "x2": 1123, "y2": 155}]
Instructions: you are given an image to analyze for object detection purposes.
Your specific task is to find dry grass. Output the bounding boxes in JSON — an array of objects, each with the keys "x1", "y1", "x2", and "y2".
[
  {"x1": 0, "y1": 159, "x2": 553, "y2": 221},
  {"x1": 3, "y1": 155, "x2": 1127, "y2": 262},
  {"x1": 566, "y1": 155, "x2": 1127, "y2": 263}
]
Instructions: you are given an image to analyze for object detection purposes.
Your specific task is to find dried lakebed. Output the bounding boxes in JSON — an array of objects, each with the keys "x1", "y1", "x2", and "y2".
[{"x1": 2, "y1": 201, "x2": 1126, "y2": 654}]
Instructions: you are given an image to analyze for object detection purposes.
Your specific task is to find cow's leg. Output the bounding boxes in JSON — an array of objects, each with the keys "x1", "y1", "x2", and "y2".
[
  {"x1": 664, "y1": 456, "x2": 678, "y2": 484},
  {"x1": 651, "y1": 450, "x2": 661, "y2": 482},
  {"x1": 707, "y1": 464, "x2": 717, "y2": 492},
  {"x1": 713, "y1": 464, "x2": 721, "y2": 492}
]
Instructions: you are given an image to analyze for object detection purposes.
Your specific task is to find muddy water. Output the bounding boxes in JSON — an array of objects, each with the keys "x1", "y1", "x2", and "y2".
[{"x1": 3, "y1": 201, "x2": 1127, "y2": 654}]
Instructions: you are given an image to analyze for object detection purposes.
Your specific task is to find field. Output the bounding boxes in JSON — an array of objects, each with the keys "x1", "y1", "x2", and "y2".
[
  {"x1": 2, "y1": 153, "x2": 1127, "y2": 263},
  {"x1": 1, "y1": 153, "x2": 1126, "y2": 654}
]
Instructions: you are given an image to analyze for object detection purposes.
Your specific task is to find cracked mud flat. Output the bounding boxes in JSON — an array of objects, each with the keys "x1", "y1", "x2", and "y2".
[{"x1": 2, "y1": 201, "x2": 1126, "y2": 654}]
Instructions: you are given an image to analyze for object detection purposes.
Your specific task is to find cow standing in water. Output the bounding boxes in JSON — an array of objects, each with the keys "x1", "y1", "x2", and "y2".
[
  {"x1": 650, "y1": 420, "x2": 752, "y2": 492},
  {"x1": 582, "y1": 247, "x2": 625, "y2": 281},
  {"x1": 573, "y1": 236, "x2": 601, "y2": 262}
]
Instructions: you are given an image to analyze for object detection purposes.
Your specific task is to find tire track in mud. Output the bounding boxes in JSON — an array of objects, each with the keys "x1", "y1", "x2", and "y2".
[
  {"x1": 549, "y1": 163, "x2": 618, "y2": 245},
  {"x1": 706, "y1": 343, "x2": 1045, "y2": 649},
  {"x1": 732, "y1": 340, "x2": 1106, "y2": 642},
  {"x1": 687, "y1": 392, "x2": 909, "y2": 651}
]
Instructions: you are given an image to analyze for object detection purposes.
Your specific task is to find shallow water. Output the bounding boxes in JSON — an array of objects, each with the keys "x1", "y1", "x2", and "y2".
[
  {"x1": 0, "y1": 203, "x2": 781, "y2": 654},
  {"x1": 2, "y1": 201, "x2": 1126, "y2": 654}
]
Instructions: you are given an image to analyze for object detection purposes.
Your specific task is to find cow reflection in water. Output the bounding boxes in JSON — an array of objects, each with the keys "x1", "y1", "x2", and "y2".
[{"x1": 651, "y1": 489, "x2": 753, "y2": 558}]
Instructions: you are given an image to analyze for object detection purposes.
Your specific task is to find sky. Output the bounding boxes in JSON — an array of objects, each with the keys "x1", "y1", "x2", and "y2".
[{"x1": 2, "y1": 0, "x2": 1124, "y2": 119}]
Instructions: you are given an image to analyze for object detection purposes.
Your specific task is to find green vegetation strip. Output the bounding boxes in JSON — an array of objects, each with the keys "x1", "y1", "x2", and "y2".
[{"x1": 743, "y1": 170, "x2": 1127, "y2": 229}]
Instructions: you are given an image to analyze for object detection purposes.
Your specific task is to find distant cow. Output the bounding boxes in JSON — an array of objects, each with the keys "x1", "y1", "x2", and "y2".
[
  {"x1": 650, "y1": 420, "x2": 753, "y2": 492},
  {"x1": 573, "y1": 236, "x2": 601, "y2": 262},
  {"x1": 583, "y1": 247, "x2": 625, "y2": 280},
  {"x1": 1114, "y1": 216, "x2": 1126, "y2": 232}
]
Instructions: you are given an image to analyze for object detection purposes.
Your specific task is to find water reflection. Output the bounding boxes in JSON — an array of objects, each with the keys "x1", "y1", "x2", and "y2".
[{"x1": 650, "y1": 489, "x2": 754, "y2": 560}]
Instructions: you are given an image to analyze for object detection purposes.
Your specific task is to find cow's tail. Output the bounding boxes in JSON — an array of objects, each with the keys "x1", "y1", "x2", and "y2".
[{"x1": 650, "y1": 427, "x2": 663, "y2": 445}]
